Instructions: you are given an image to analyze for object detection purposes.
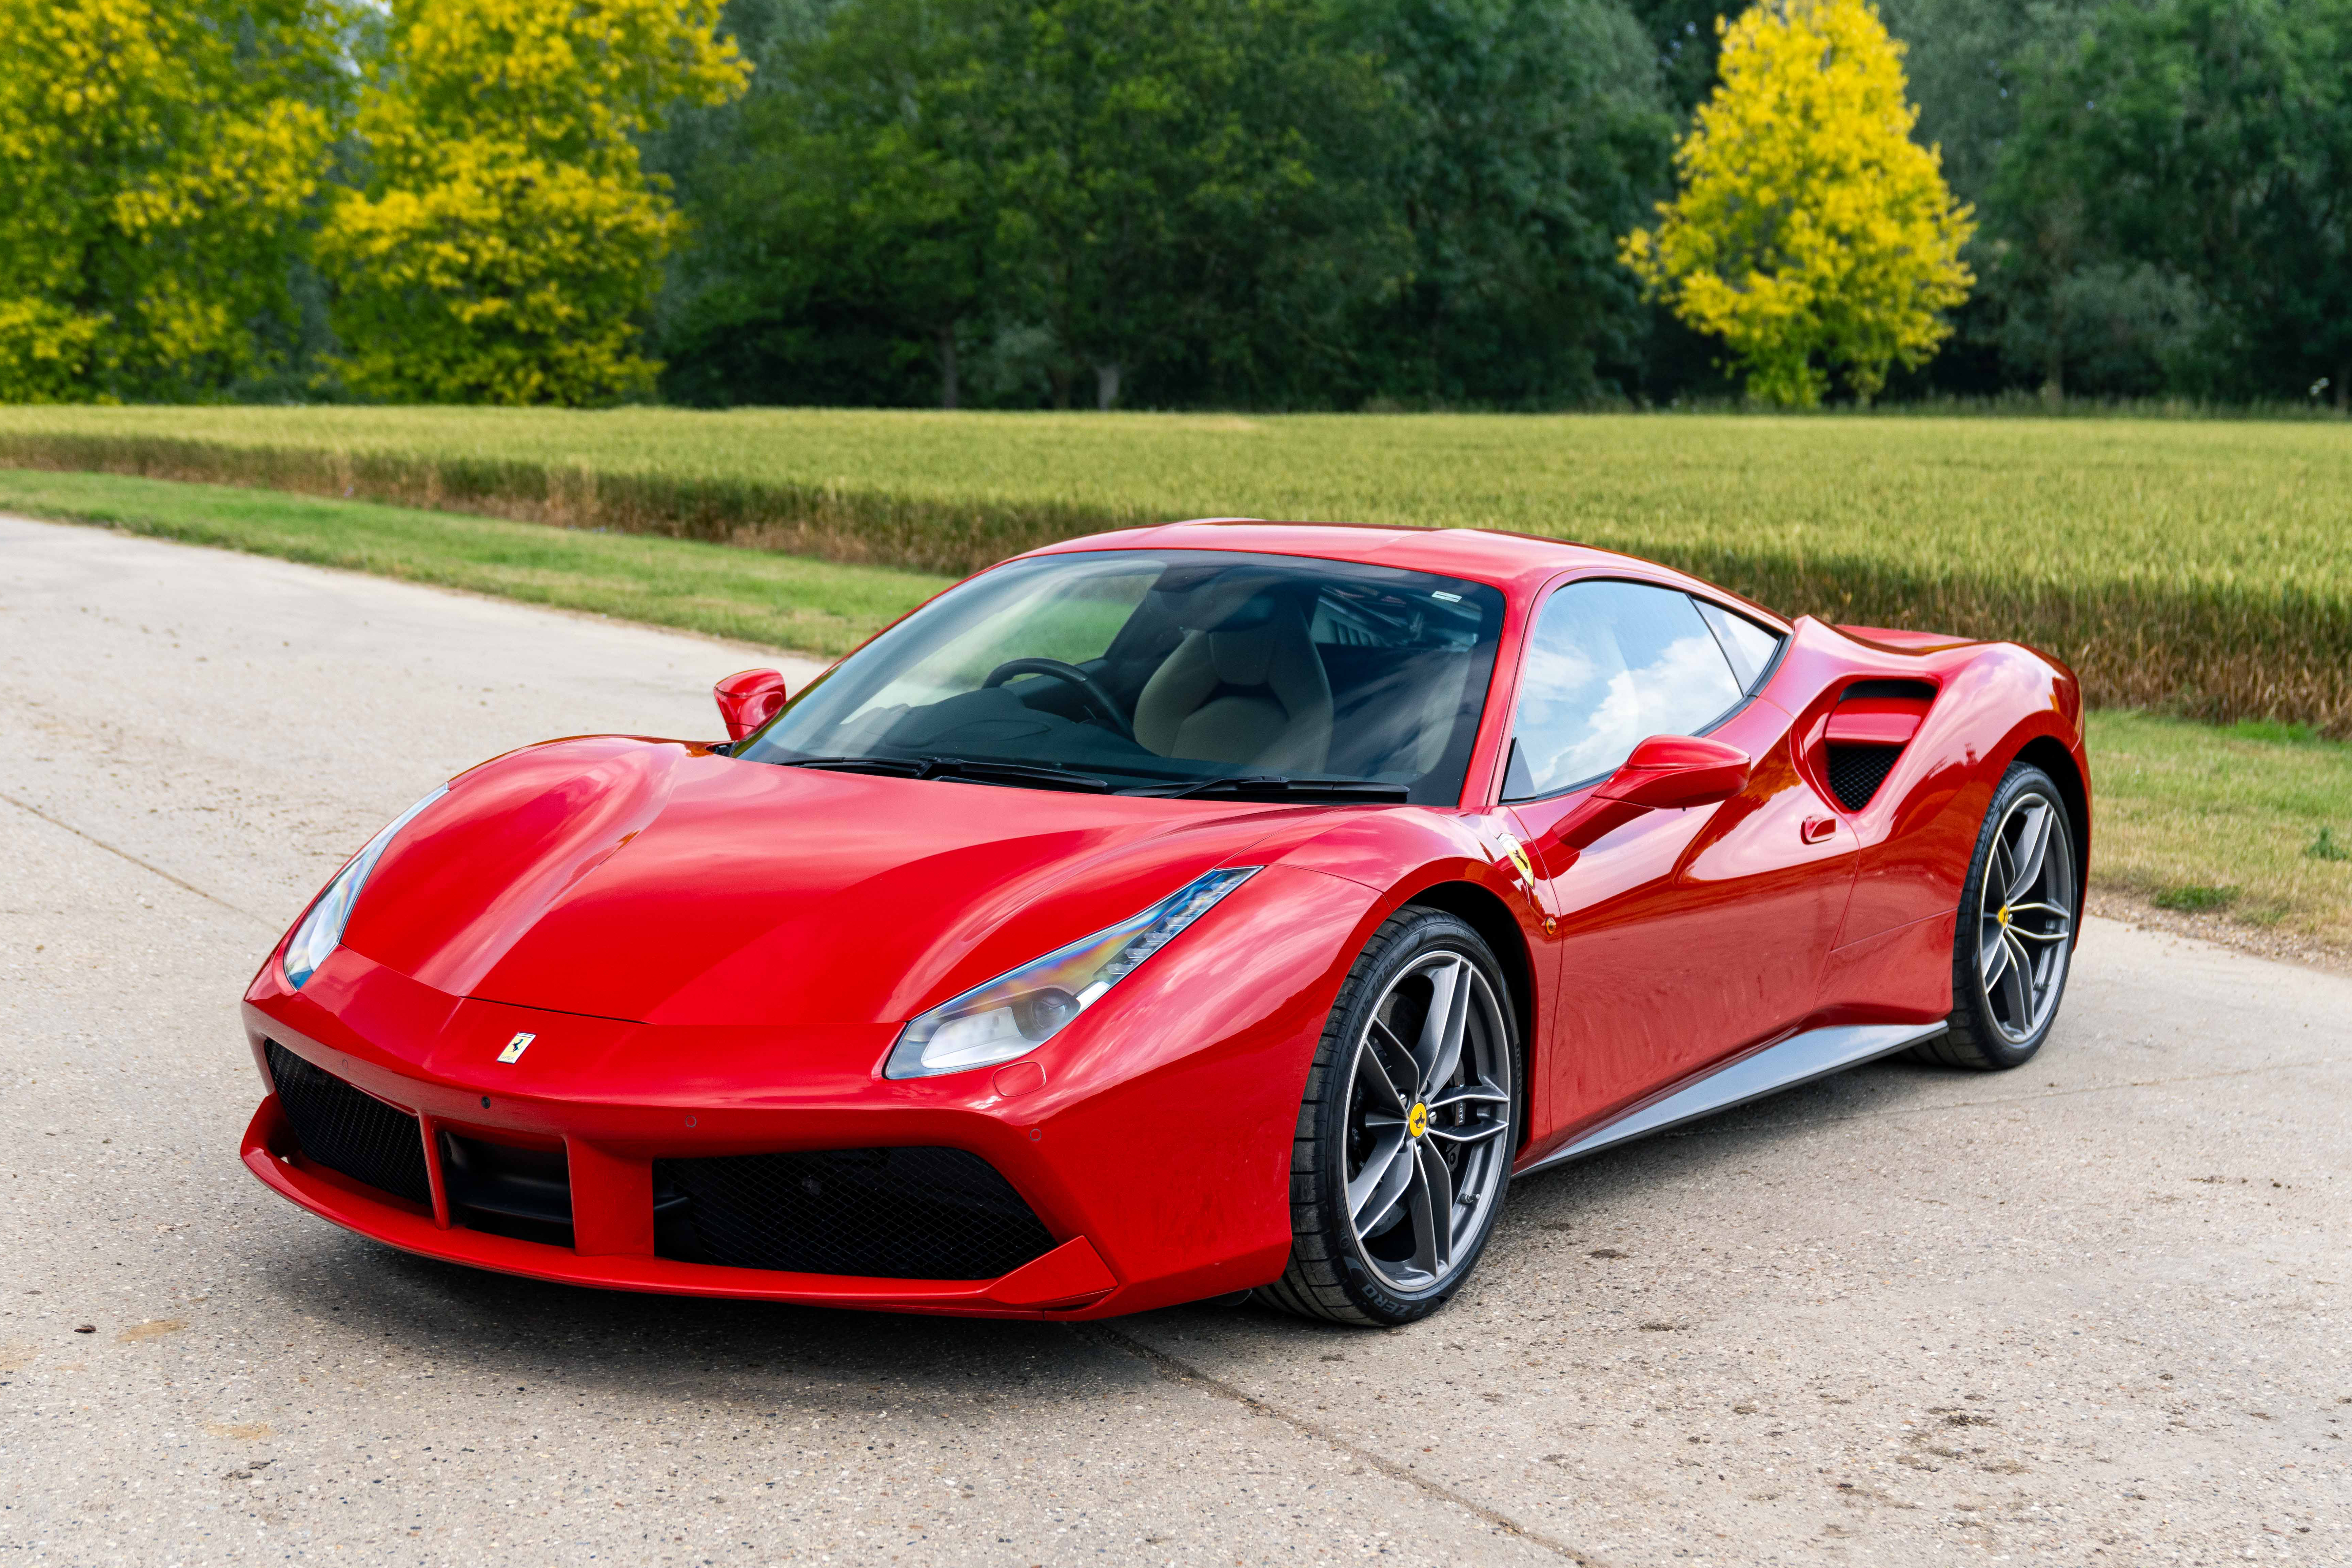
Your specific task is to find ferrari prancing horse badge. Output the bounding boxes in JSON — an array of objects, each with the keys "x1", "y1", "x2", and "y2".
[{"x1": 497, "y1": 1032, "x2": 535, "y2": 1064}]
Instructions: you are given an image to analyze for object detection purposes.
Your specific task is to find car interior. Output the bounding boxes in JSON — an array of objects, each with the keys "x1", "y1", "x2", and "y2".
[{"x1": 740, "y1": 550, "x2": 1508, "y2": 803}]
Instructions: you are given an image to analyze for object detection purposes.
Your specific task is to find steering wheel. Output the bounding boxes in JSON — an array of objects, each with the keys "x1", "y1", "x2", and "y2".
[{"x1": 982, "y1": 658, "x2": 1135, "y2": 742}]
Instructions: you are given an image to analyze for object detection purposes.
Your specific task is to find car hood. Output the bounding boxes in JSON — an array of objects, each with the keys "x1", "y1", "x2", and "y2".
[{"x1": 336, "y1": 736, "x2": 1301, "y2": 1028}]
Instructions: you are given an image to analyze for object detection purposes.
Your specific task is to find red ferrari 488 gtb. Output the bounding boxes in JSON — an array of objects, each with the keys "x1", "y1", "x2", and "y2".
[{"x1": 241, "y1": 521, "x2": 2088, "y2": 1326}]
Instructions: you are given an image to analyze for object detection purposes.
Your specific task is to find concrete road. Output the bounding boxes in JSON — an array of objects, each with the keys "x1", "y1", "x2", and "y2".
[{"x1": 3, "y1": 513, "x2": 2346, "y2": 1567}]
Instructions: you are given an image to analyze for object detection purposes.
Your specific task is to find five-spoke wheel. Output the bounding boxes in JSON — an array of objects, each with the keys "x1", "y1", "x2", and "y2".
[
  {"x1": 1921, "y1": 762, "x2": 2080, "y2": 1070},
  {"x1": 1264, "y1": 908, "x2": 1519, "y2": 1326}
]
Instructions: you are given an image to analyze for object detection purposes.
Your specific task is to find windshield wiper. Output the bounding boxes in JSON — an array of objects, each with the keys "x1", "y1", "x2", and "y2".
[
  {"x1": 777, "y1": 755, "x2": 927, "y2": 778},
  {"x1": 916, "y1": 756, "x2": 1112, "y2": 793},
  {"x1": 776, "y1": 754, "x2": 1111, "y2": 793},
  {"x1": 1138, "y1": 775, "x2": 1411, "y2": 802}
]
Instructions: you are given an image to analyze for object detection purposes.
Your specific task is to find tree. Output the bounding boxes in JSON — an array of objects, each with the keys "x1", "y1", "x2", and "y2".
[
  {"x1": 1343, "y1": 0, "x2": 1674, "y2": 406},
  {"x1": 983, "y1": 0, "x2": 1404, "y2": 407},
  {"x1": 1621, "y1": 0, "x2": 1973, "y2": 404},
  {"x1": 1993, "y1": 0, "x2": 2352, "y2": 405},
  {"x1": 0, "y1": 0, "x2": 347, "y2": 402},
  {"x1": 660, "y1": 0, "x2": 1401, "y2": 408},
  {"x1": 318, "y1": 0, "x2": 749, "y2": 405},
  {"x1": 659, "y1": 0, "x2": 997, "y2": 409}
]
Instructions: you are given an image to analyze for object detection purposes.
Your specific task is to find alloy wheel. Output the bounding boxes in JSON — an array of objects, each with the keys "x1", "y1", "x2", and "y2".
[
  {"x1": 1976, "y1": 789, "x2": 2076, "y2": 1045},
  {"x1": 1340, "y1": 950, "x2": 1513, "y2": 1294}
]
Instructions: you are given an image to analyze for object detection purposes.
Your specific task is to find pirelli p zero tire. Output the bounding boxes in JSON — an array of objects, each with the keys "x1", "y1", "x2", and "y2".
[
  {"x1": 1917, "y1": 761, "x2": 2080, "y2": 1072},
  {"x1": 1261, "y1": 908, "x2": 1522, "y2": 1328}
]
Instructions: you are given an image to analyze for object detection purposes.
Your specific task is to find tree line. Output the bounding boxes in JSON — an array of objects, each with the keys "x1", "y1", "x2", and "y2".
[{"x1": 2, "y1": 0, "x2": 2345, "y2": 410}]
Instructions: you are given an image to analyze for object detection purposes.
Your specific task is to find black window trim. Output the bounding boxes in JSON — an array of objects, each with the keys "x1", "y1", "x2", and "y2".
[{"x1": 1496, "y1": 574, "x2": 1790, "y2": 807}]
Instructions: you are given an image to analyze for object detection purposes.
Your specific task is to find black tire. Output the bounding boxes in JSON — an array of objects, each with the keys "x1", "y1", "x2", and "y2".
[
  {"x1": 1260, "y1": 908, "x2": 1522, "y2": 1327},
  {"x1": 1916, "y1": 762, "x2": 2079, "y2": 1071}
]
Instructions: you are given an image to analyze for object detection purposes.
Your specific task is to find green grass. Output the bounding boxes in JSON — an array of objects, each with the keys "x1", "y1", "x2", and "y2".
[
  {"x1": 2085, "y1": 710, "x2": 2352, "y2": 949},
  {"x1": 4, "y1": 468, "x2": 2342, "y2": 950},
  {"x1": 0, "y1": 467, "x2": 945, "y2": 658},
  {"x1": 0, "y1": 406, "x2": 2346, "y2": 733}
]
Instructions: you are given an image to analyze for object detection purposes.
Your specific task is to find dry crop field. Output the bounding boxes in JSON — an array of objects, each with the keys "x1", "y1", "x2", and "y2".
[{"x1": 1, "y1": 405, "x2": 2346, "y2": 735}]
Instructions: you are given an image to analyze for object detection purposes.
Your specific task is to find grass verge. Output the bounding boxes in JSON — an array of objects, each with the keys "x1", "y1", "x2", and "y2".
[
  {"x1": 0, "y1": 467, "x2": 946, "y2": 658},
  {"x1": 5, "y1": 471, "x2": 2341, "y2": 957},
  {"x1": 2084, "y1": 710, "x2": 2352, "y2": 954},
  {"x1": 0, "y1": 407, "x2": 2345, "y2": 733}
]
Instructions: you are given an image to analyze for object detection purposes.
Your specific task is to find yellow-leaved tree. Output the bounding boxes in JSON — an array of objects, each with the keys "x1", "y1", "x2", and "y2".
[
  {"x1": 319, "y1": 0, "x2": 748, "y2": 405},
  {"x1": 0, "y1": 0, "x2": 343, "y2": 402},
  {"x1": 1620, "y1": 0, "x2": 1972, "y2": 406}
]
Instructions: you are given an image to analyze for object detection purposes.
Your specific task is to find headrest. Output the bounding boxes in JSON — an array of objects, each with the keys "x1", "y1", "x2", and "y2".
[{"x1": 1161, "y1": 572, "x2": 1285, "y2": 632}]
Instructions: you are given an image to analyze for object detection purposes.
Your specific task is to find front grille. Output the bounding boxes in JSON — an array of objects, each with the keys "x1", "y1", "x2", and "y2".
[
  {"x1": 264, "y1": 1040, "x2": 432, "y2": 1206},
  {"x1": 1826, "y1": 743, "x2": 1901, "y2": 811},
  {"x1": 653, "y1": 1147, "x2": 1056, "y2": 1281},
  {"x1": 440, "y1": 1133, "x2": 574, "y2": 1248}
]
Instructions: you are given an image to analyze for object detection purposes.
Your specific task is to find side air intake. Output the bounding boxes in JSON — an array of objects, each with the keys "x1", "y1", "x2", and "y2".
[{"x1": 1823, "y1": 680, "x2": 1935, "y2": 811}]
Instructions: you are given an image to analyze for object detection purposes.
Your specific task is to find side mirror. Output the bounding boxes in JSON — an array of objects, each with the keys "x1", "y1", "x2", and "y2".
[
  {"x1": 713, "y1": 668, "x2": 788, "y2": 742},
  {"x1": 1596, "y1": 734, "x2": 1751, "y2": 810}
]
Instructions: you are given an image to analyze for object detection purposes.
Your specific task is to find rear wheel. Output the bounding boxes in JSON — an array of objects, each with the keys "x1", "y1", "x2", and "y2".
[
  {"x1": 1261, "y1": 909, "x2": 1520, "y2": 1327},
  {"x1": 1917, "y1": 763, "x2": 2078, "y2": 1071}
]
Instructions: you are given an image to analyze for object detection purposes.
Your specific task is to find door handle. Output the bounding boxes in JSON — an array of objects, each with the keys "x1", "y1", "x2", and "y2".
[{"x1": 1801, "y1": 815, "x2": 1838, "y2": 845}]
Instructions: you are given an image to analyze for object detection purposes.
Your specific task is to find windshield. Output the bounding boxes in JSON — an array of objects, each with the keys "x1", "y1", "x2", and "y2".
[{"x1": 738, "y1": 549, "x2": 1507, "y2": 804}]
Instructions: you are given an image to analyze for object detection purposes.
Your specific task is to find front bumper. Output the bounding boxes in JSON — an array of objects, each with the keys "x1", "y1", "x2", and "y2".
[
  {"x1": 241, "y1": 1094, "x2": 1119, "y2": 1315},
  {"x1": 236, "y1": 864, "x2": 1373, "y2": 1318}
]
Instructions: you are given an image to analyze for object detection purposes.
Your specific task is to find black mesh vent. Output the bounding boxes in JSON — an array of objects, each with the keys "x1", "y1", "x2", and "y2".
[
  {"x1": 264, "y1": 1040, "x2": 432, "y2": 1206},
  {"x1": 1826, "y1": 743, "x2": 1901, "y2": 811},
  {"x1": 653, "y1": 1147, "x2": 1056, "y2": 1281}
]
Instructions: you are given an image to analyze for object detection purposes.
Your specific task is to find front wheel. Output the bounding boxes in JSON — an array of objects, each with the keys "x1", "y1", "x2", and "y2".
[
  {"x1": 1260, "y1": 909, "x2": 1520, "y2": 1327},
  {"x1": 1917, "y1": 762, "x2": 2079, "y2": 1071}
]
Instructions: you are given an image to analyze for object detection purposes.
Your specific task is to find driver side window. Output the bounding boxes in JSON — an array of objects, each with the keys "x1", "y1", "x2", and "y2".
[{"x1": 1502, "y1": 580, "x2": 1746, "y2": 800}]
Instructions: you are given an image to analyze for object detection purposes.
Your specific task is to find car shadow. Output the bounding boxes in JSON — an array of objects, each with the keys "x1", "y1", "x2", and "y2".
[{"x1": 252, "y1": 1047, "x2": 1992, "y2": 1398}]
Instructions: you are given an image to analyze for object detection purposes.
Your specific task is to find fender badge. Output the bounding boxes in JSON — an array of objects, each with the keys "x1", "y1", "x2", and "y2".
[{"x1": 497, "y1": 1032, "x2": 535, "y2": 1064}]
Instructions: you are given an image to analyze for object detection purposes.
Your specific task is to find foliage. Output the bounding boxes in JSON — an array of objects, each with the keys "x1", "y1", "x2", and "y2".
[
  {"x1": 1340, "y1": 0, "x2": 1674, "y2": 405},
  {"x1": 660, "y1": 0, "x2": 996, "y2": 409},
  {"x1": 316, "y1": 0, "x2": 749, "y2": 406},
  {"x1": 983, "y1": 0, "x2": 1407, "y2": 408},
  {"x1": 1992, "y1": 0, "x2": 2352, "y2": 407},
  {"x1": 661, "y1": 0, "x2": 1407, "y2": 410},
  {"x1": 1622, "y1": 0, "x2": 1974, "y2": 405},
  {"x1": 0, "y1": 0, "x2": 347, "y2": 402}
]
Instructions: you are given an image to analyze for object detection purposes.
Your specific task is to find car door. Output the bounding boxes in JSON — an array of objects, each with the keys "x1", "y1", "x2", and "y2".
[{"x1": 1498, "y1": 578, "x2": 1858, "y2": 1143}]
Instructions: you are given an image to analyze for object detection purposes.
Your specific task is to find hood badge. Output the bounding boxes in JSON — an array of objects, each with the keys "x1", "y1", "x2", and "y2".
[{"x1": 497, "y1": 1032, "x2": 535, "y2": 1064}]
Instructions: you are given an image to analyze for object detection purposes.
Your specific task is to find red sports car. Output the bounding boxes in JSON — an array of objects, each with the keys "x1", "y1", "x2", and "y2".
[{"x1": 241, "y1": 521, "x2": 2087, "y2": 1326}]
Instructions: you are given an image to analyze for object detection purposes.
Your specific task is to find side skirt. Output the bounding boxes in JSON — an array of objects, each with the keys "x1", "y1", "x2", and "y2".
[{"x1": 1523, "y1": 1021, "x2": 1950, "y2": 1174}]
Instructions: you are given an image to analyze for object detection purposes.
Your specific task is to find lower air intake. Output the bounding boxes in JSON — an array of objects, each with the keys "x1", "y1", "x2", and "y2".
[
  {"x1": 653, "y1": 1147, "x2": 1056, "y2": 1281},
  {"x1": 263, "y1": 1040, "x2": 432, "y2": 1206},
  {"x1": 1826, "y1": 743, "x2": 1901, "y2": 811}
]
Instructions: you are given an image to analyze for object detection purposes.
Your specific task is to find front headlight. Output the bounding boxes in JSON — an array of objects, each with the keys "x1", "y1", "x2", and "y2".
[
  {"x1": 885, "y1": 867, "x2": 1259, "y2": 1079},
  {"x1": 282, "y1": 785, "x2": 448, "y2": 989}
]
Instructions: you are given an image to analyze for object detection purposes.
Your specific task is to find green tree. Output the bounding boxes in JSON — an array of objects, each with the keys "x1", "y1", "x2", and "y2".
[
  {"x1": 1994, "y1": 0, "x2": 2352, "y2": 405},
  {"x1": 660, "y1": 0, "x2": 995, "y2": 408},
  {"x1": 319, "y1": 0, "x2": 749, "y2": 405},
  {"x1": 981, "y1": 0, "x2": 1404, "y2": 407},
  {"x1": 663, "y1": 0, "x2": 1402, "y2": 409},
  {"x1": 0, "y1": 0, "x2": 347, "y2": 402},
  {"x1": 1344, "y1": 0, "x2": 1674, "y2": 405},
  {"x1": 1622, "y1": 0, "x2": 1973, "y2": 405}
]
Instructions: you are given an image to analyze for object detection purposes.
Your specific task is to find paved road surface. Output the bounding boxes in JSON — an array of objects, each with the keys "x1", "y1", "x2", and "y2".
[{"x1": 3, "y1": 513, "x2": 2346, "y2": 1566}]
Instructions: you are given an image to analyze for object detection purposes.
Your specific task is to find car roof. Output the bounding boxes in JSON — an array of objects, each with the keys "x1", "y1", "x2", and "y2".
[{"x1": 1025, "y1": 518, "x2": 1728, "y2": 604}]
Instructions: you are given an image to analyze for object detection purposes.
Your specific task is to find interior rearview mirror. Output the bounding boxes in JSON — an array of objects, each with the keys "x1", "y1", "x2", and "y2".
[
  {"x1": 1595, "y1": 734, "x2": 1751, "y2": 811},
  {"x1": 713, "y1": 668, "x2": 788, "y2": 742}
]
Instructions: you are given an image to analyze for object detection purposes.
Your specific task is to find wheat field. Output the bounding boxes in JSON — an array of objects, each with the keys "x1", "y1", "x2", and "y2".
[{"x1": 3, "y1": 406, "x2": 2345, "y2": 732}]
